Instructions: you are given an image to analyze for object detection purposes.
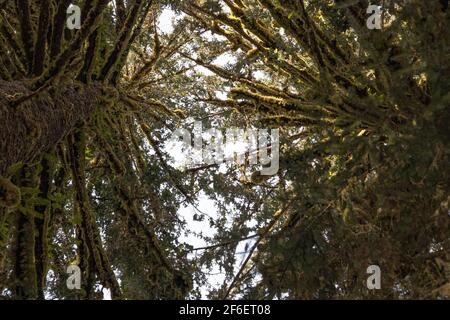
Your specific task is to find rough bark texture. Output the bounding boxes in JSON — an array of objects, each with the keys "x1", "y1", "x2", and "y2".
[{"x1": 0, "y1": 81, "x2": 104, "y2": 177}]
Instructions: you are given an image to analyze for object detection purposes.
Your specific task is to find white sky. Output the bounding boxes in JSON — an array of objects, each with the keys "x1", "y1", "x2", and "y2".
[{"x1": 103, "y1": 7, "x2": 256, "y2": 300}]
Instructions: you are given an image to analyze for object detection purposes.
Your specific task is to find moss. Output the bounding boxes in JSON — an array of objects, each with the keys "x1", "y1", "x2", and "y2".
[
  {"x1": 0, "y1": 177, "x2": 21, "y2": 208},
  {"x1": 7, "y1": 162, "x2": 24, "y2": 176}
]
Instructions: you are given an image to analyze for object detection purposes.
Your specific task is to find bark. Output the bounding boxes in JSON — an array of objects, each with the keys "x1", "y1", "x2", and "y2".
[
  {"x1": 0, "y1": 81, "x2": 106, "y2": 177},
  {"x1": 34, "y1": 154, "x2": 54, "y2": 300},
  {"x1": 13, "y1": 165, "x2": 38, "y2": 299},
  {"x1": 14, "y1": 208, "x2": 37, "y2": 299}
]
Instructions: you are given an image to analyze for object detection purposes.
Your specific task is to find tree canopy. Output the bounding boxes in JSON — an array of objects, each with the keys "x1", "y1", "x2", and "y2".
[{"x1": 0, "y1": 0, "x2": 449, "y2": 300}]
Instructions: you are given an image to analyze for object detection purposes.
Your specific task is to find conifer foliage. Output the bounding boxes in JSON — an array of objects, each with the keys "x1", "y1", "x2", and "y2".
[{"x1": 0, "y1": 0, "x2": 449, "y2": 299}]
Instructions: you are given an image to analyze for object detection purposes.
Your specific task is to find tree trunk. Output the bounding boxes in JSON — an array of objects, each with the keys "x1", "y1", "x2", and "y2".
[{"x1": 0, "y1": 81, "x2": 104, "y2": 177}]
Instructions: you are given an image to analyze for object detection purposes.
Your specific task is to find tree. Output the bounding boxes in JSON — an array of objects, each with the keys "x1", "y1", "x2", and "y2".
[
  {"x1": 1, "y1": 0, "x2": 195, "y2": 299},
  {"x1": 0, "y1": 0, "x2": 449, "y2": 300},
  {"x1": 178, "y1": 0, "x2": 450, "y2": 299}
]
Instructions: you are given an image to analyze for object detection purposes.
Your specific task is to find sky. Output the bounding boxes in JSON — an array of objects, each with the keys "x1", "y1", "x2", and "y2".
[
  {"x1": 155, "y1": 7, "x2": 262, "y2": 299},
  {"x1": 102, "y1": 7, "x2": 246, "y2": 300}
]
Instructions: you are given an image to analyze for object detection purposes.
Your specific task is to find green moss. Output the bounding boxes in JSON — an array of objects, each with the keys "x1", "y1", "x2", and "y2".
[{"x1": 0, "y1": 177, "x2": 21, "y2": 208}]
